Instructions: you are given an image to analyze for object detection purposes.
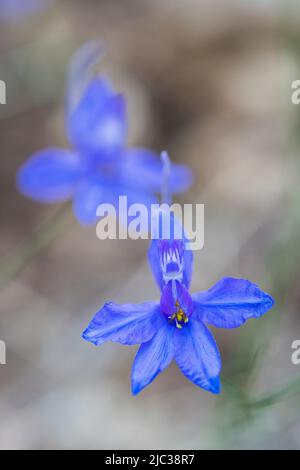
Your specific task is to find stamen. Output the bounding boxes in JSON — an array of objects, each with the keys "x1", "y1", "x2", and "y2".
[{"x1": 169, "y1": 298, "x2": 189, "y2": 329}]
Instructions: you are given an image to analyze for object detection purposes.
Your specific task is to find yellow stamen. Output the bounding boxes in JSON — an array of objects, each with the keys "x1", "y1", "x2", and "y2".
[{"x1": 170, "y1": 300, "x2": 189, "y2": 328}]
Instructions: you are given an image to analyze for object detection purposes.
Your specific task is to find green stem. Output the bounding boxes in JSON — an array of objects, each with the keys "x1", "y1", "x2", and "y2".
[
  {"x1": 0, "y1": 204, "x2": 73, "y2": 290},
  {"x1": 247, "y1": 377, "x2": 300, "y2": 410}
]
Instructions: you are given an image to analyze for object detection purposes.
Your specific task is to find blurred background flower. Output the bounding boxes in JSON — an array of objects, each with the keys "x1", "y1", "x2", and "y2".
[
  {"x1": 0, "y1": 0, "x2": 299, "y2": 450},
  {"x1": 16, "y1": 43, "x2": 193, "y2": 224}
]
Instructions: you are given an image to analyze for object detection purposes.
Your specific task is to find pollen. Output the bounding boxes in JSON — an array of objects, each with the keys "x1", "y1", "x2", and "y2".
[{"x1": 169, "y1": 302, "x2": 189, "y2": 328}]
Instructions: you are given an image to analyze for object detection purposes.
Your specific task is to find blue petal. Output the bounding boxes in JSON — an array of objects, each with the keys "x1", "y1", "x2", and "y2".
[
  {"x1": 121, "y1": 148, "x2": 193, "y2": 194},
  {"x1": 160, "y1": 280, "x2": 194, "y2": 319},
  {"x1": 131, "y1": 317, "x2": 174, "y2": 395},
  {"x1": 73, "y1": 177, "x2": 158, "y2": 225},
  {"x1": 82, "y1": 301, "x2": 161, "y2": 346},
  {"x1": 68, "y1": 77, "x2": 127, "y2": 159},
  {"x1": 174, "y1": 320, "x2": 221, "y2": 393},
  {"x1": 16, "y1": 148, "x2": 85, "y2": 203},
  {"x1": 73, "y1": 177, "x2": 113, "y2": 225},
  {"x1": 192, "y1": 277, "x2": 274, "y2": 328},
  {"x1": 66, "y1": 41, "x2": 104, "y2": 117},
  {"x1": 148, "y1": 240, "x2": 193, "y2": 291}
]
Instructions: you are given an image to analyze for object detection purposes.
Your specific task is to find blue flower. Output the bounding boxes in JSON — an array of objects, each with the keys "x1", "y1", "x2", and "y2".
[
  {"x1": 83, "y1": 214, "x2": 274, "y2": 394},
  {"x1": 17, "y1": 44, "x2": 193, "y2": 225}
]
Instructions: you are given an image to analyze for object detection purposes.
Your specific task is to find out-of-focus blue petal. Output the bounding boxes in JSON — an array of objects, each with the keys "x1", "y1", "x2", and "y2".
[
  {"x1": 68, "y1": 77, "x2": 127, "y2": 158},
  {"x1": 174, "y1": 320, "x2": 221, "y2": 393},
  {"x1": 82, "y1": 301, "x2": 161, "y2": 346},
  {"x1": 16, "y1": 148, "x2": 85, "y2": 203},
  {"x1": 73, "y1": 176, "x2": 157, "y2": 225},
  {"x1": 73, "y1": 177, "x2": 112, "y2": 225},
  {"x1": 131, "y1": 317, "x2": 174, "y2": 395},
  {"x1": 123, "y1": 186, "x2": 158, "y2": 213},
  {"x1": 148, "y1": 209, "x2": 193, "y2": 291},
  {"x1": 0, "y1": 0, "x2": 52, "y2": 22},
  {"x1": 192, "y1": 277, "x2": 274, "y2": 329},
  {"x1": 66, "y1": 41, "x2": 104, "y2": 117},
  {"x1": 121, "y1": 148, "x2": 193, "y2": 194}
]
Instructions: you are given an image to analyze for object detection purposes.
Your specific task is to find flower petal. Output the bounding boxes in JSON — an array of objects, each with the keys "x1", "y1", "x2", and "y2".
[
  {"x1": 148, "y1": 210, "x2": 193, "y2": 291},
  {"x1": 73, "y1": 177, "x2": 112, "y2": 225},
  {"x1": 174, "y1": 320, "x2": 221, "y2": 393},
  {"x1": 121, "y1": 148, "x2": 193, "y2": 194},
  {"x1": 148, "y1": 240, "x2": 193, "y2": 291},
  {"x1": 66, "y1": 41, "x2": 104, "y2": 117},
  {"x1": 68, "y1": 77, "x2": 127, "y2": 158},
  {"x1": 131, "y1": 318, "x2": 174, "y2": 395},
  {"x1": 82, "y1": 301, "x2": 161, "y2": 346},
  {"x1": 160, "y1": 280, "x2": 194, "y2": 320},
  {"x1": 192, "y1": 277, "x2": 274, "y2": 328},
  {"x1": 73, "y1": 177, "x2": 158, "y2": 225},
  {"x1": 16, "y1": 148, "x2": 84, "y2": 203}
]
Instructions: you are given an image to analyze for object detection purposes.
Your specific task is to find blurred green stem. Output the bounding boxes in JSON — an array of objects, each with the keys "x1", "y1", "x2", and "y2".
[
  {"x1": 0, "y1": 204, "x2": 73, "y2": 290},
  {"x1": 247, "y1": 376, "x2": 300, "y2": 410}
]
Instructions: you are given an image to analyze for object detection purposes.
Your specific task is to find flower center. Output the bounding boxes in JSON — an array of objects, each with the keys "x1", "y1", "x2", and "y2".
[
  {"x1": 160, "y1": 280, "x2": 193, "y2": 330},
  {"x1": 169, "y1": 300, "x2": 189, "y2": 329}
]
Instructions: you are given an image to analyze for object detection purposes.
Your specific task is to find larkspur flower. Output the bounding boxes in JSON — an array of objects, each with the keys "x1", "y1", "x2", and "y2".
[
  {"x1": 83, "y1": 208, "x2": 274, "y2": 394},
  {"x1": 16, "y1": 43, "x2": 193, "y2": 225}
]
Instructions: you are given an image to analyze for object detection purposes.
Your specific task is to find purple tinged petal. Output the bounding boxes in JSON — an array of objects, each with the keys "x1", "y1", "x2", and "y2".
[
  {"x1": 16, "y1": 148, "x2": 85, "y2": 203},
  {"x1": 192, "y1": 277, "x2": 274, "y2": 328},
  {"x1": 160, "y1": 280, "x2": 194, "y2": 320},
  {"x1": 82, "y1": 301, "x2": 161, "y2": 346},
  {"x1": 120, "y1": 148, "x2": 193, "y2": 194},
  {"x1": 174, "y1": 320, "x2": 221, "y2": 394},
  {"x1": 131, "y1": 318, "x2": 174, "y2": 395}
]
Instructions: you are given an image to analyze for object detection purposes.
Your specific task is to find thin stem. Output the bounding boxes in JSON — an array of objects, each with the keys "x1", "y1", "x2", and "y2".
[
  {"x1": 160, "y1": 150, "x2": 172, "y2": 205},
  {"x1": 0, "y1": 203, "x2": 73, "y2": 291},
  {"x1": 246, "y1": 377, "x2": 300, "y2": 410}
]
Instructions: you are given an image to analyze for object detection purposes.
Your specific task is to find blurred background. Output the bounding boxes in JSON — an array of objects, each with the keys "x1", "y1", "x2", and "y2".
[{"x1": 0, "y1": 0, "x2": 300, "y2": 450}]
